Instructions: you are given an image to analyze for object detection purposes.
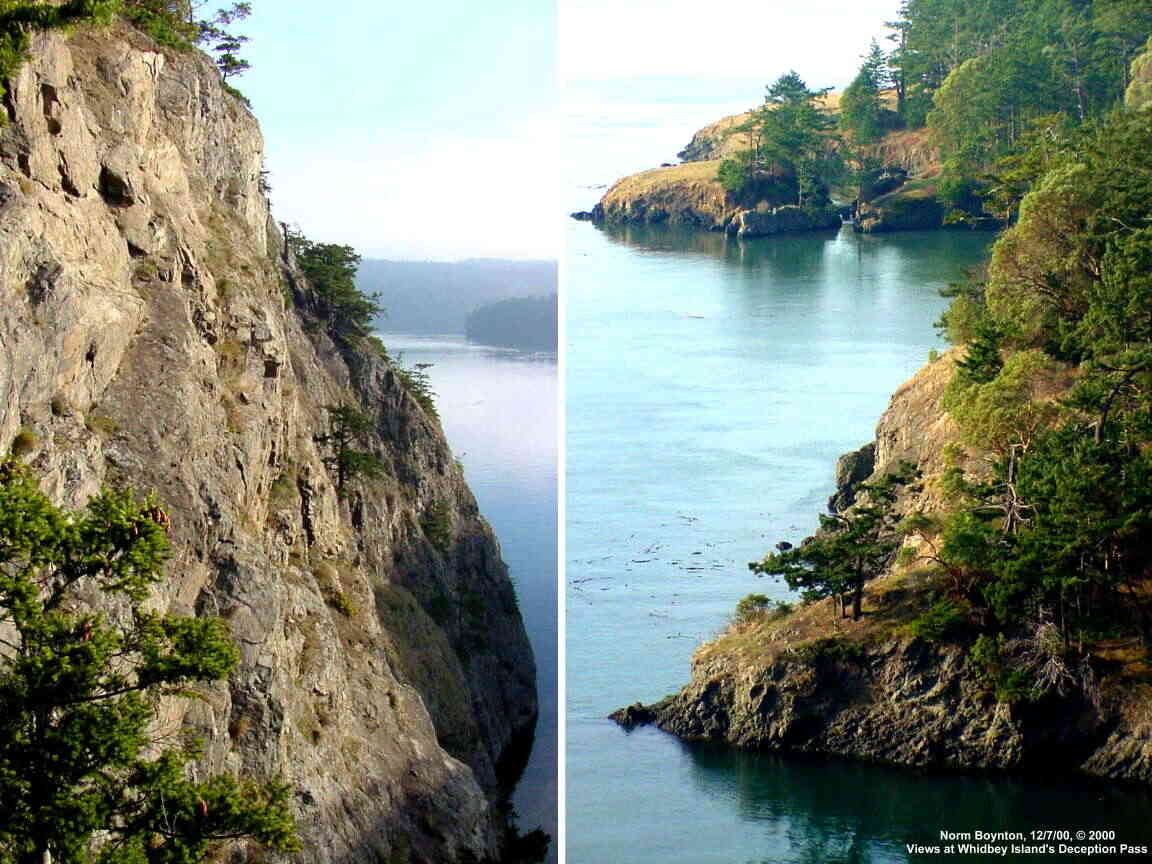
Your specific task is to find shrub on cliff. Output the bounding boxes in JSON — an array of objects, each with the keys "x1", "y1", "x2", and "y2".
[
  {"x1": 288, "y1": 231, "x2": 383, "y2": 345},
  {"x1": 316, "y1": 404, "x2": 385, "y2": 497},
  {"x1": 0, "y1": 1, "x2": 118, "y2": 101},
  {"x1": 0, "y1": 459, "x2": 299, "y2": 862},
  {"x1": 731, "y1": 594, "x2": 791, "y2": 629},
  {"x1": 750, "y1": 464, "x2": 918, "y2": 621}
]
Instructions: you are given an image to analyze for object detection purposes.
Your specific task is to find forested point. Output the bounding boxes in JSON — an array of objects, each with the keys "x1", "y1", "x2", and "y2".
[
  {"x1": 747, "y1": 90, "x2": 1152, "y2": 706},
  {"x1": 719, "y1": 0, "x2": 1152, "y2": 226},
  {"x1": 465, "y1": 295, "x2": 558, "y2": 352}
]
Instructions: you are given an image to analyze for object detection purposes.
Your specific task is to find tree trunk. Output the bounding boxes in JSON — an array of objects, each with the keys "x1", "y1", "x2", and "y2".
[
  {"x1": 16, "y1": 846, "x2": 50, "y2": 864},
  {"x1": 852, "y1": 579, "x2": 863, "y2": 621}
]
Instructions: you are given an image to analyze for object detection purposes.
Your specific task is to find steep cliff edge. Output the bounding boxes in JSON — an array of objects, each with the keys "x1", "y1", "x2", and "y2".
[
  {"x1": 0, "y1": 22, "x2": 535, "y2": 864},
  {"x1": 614, "y1": 353, "x2": 1152, "y2": 783}
]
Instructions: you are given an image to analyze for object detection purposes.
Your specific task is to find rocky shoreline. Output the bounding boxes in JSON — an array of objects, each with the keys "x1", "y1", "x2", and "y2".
[
  {"x1": 573, "y1": 108, "x2": 1012, "y2": 237},
  {"x1": 611, "y1": 354, "x2": 1152, "y2": 785},
  {"x1": 612, "y1": 633, "x2": 1151, "y2": 783}
]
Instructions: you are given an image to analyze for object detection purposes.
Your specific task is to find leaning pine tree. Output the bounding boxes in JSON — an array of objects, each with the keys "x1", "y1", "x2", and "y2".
[
  {"x1": 0, "y1": 459, "x2": 298, "y2": 863},
  {"x1": 750, "y1": 464, "x2": 917, "y2": 620}
]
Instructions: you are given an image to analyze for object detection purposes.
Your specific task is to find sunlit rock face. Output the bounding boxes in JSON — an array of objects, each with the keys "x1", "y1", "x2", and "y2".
[{"x1": 0, "y1": 22, "x2": 535, "y2": 863}]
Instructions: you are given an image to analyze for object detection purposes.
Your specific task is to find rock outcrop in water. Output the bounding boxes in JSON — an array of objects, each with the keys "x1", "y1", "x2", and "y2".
[
  {"x1": 590, "y1": 161, "x2": 738, "y2": 230},
  {"x1": 0, "y1": 22, "x2": 535, "y2": 862},
  {"x1": 589, "y1": 162, "x2": 841, "y2": 235},
  {"x1": 613, "y1": 352, "x2": 1152, "y2": 784}
]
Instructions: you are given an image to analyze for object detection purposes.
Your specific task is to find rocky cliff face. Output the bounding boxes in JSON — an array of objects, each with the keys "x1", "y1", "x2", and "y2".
[
  {"x1": 675, "y1": 111, "x2": 753, "y2": 162},
  {"x1": 591, "y1": 161, "x2": 735, "y2": 229},
  {"x1": 0, "y1": 22, "x2": 535, "y2": 863},
  {"x1": 614, "y1": 353, "x2": 1152, "y2": 784},
  {"x1": 866, "y1": 128, "x2": 940, "y2": 178}
]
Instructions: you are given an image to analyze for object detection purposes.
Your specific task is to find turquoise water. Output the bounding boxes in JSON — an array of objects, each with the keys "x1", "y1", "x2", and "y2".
[
  {"x1": 377, "y1": 334, "x2": 557, "y2": 861},
  {"x1": 565, "y1": 222, "x2": 1152, "y2": 862}
]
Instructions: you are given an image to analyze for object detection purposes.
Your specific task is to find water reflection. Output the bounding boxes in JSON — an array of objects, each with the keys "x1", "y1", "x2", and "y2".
[
  {"x1": 595, "y1": 221, "x2": 992, "y2": 279},
  {"x1": 680, "y1": 741, "x2": 1152, "y2": 864}
]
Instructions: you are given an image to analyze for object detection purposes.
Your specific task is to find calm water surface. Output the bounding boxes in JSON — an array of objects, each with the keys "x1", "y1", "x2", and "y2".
[
  {"x1": 565, "y1": 222, "x2": 1152, "y2": 863},
  {"x1": 378, "y1": 333, "x2": 557, "y2": 861}
]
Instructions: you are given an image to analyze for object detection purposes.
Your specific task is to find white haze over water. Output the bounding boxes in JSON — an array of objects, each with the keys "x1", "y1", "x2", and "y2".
[{"x1": 560, "y1": 0, "x2": 904, "y2": 84}]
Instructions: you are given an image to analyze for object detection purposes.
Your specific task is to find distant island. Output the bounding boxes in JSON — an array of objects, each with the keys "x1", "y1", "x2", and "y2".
[
  {"x1": 359, "y1": 259, "x2": 556, "y2": 335},
  {"x1": 466, "y1": 295, "x2": 558, "y2": 352}
]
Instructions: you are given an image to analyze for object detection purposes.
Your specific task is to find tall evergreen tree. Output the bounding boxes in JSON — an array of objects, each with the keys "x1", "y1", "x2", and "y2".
[
  {"x1": 316, "y1": 404, "x2": 385, "y2": 496},
  {"x1": 733, "y1": 71, "x2": 840, "y2": 207},
  {"x1": 289, "y1": 233, "x2": 383, "y2": 343},
  {"x1": 0, "y1": 461, "x2": 298, "y2": 863},
  {"x1": 840, "y1": 40, "x2": 890, "y2": 143},
  {"x1": 750, "y1": 465, "x2": 917, "y2": 620}
]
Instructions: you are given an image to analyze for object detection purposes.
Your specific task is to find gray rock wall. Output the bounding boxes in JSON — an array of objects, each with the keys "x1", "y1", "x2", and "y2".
[{"x1": 0, "y1": 22, "x2": 535, "y2": 863}]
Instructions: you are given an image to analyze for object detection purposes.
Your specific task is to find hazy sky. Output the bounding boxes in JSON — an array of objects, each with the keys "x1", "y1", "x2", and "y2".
[
  {"x1": 236, "y1": 0, "x2": 903, "y2": 258},
  {"x1": 240, "y1": 0, "x2": 557, "y2": 261},
  {"x1": 562, "y1": 0, "x2": 904, "y2": 210}
]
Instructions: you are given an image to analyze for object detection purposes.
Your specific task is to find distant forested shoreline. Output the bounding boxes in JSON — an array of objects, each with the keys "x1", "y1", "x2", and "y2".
[
  {"x1": 466, "y1": 295, "x2": 558, "y2": 352},
  {"x1": 359, "y1": 259, "x2": 556, "y2": 335}
]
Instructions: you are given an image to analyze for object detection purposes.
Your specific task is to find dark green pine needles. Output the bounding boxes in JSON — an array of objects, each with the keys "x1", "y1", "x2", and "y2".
[{"x1": 0, "y1": 459, "x2": 298, "y2": 863}]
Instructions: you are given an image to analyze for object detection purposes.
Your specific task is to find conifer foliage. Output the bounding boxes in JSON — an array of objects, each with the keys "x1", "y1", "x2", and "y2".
[
  {"x1": 316, "y1": 404, "x2": 385, "y2": 497},
  {"x1": 750, "y1": 465, "x2": 919, "y2": 621},
  {"x1": 287, "y1": 230, "x2": 383, "y2": 345},
  {"x1": 0, "y1": 461, "x2": 298, "y2": 863},
  {"x1": 839, "y1": 40, "x2": 892, "y2": 144},
  {"x1": 929, "y1": 110, "x2": 1152, "y2": 654},
  {"x1": 718, "y1": 71, "x2": 842, "y2": 207}
]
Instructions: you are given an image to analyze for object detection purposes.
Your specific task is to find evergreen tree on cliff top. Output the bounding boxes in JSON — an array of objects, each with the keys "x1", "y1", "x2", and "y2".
[
  {"x1": 840, "y1": 40, "x2": 890, "y2": 144},
  {"x1": 720, "y1": 70, "x2": 840, "y2": 206},
  {"x1": 750, "y1": 465, "x2": 917, "y2": 621},
  {"x1": 0, "y1": 460, "x2": 298, "y2": 863}
]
